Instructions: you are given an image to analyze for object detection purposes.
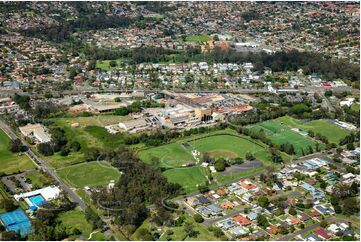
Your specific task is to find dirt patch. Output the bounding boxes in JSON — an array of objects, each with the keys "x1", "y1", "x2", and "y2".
[{"x1": 207, "y1": 149, "x2": 237, "y2": 158}]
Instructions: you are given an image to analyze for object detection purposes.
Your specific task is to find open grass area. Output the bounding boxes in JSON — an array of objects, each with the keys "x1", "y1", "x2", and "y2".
[
  {"x1": 351, "y1": 103, "x2": 360, "y2": 112},
  {"x1": 275, "y1": 116, "x2": 352, "y2": 144},
  {"x1": 248, "y1": 119, "x2": 322, "y2": 156},
  {"x1": 139, "y1": 143, "x2": 195, "y2": 168},
  {"x1": 159, "y1": 214, "x2": 217, "y2": 241},
  {"x1": 96, "y1": 58, "x2": 130, "y2": 71},
  {"x1": 213, "y1": 167, "x2": 265, "y2": 185},
  {"x1": 58, "y1": 209, "x2": 100, "y2": 240},
  {"x1": 57, "y1": 161, "x2": 121, "y2": 188},
  {"x1": 163, "y1": 166, "x2": 208, "y2": 194},
  {"x1": 60, "y1": 115, "x2": 131, "y2": 127},
  {"x1": 0, "y1": 129, "x2": 36, "y2": 174},
  {"x1": 45, "y1": 117, "x2": 126, "y2": 168},
  {"x1": 25, "y1": 171, "x2": 54, "y2": 189},
  {"x1": 184, "y1": 34, "x2": 211, "y2": 42},
  {"x1": 139, "y1": 132, "x2": 277, "y2": 168}
]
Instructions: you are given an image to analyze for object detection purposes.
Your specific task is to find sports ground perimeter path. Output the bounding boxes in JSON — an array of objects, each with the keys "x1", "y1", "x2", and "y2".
[{"x1": 0, "y1": 119, "x2": 86, "y2": 210}]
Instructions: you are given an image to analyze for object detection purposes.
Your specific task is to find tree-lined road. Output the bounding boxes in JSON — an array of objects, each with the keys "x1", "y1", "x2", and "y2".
[{"x1": 0, "y1": 119, "x2": 86, "y2": 210}]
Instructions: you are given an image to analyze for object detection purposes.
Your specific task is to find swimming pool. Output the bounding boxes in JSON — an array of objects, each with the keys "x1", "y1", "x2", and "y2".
[{"x1": 28, "y1": 194, "x2": 46, "y2": 207}]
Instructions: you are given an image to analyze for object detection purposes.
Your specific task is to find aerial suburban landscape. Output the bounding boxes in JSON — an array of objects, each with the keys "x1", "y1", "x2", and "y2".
[{"x1": 0, "y1": 1, "x2": 359, "y2": 241}]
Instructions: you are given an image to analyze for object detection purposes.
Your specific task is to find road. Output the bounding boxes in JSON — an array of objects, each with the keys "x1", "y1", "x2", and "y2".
[
  {"x1": 277, "y1": 217, "x2": 351, "y2": 241},
  {"x1": 0, "y1": 120, "x2": 86, "y2": 210},
  {"x1": 1, "y1": 85, "x2": 357, "y2": 98}
]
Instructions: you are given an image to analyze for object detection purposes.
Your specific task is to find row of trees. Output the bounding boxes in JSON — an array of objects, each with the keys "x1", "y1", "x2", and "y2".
[{"x1": 22, "y1": 15, "x2": 135, "y2": 42}]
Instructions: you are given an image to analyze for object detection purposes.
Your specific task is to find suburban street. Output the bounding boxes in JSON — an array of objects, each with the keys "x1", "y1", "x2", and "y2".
[{"x1": 277, "y1": 217, "x2": 351, "y2": 241}]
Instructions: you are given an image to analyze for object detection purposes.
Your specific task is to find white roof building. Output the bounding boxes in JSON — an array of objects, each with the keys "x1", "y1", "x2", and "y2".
[
  {"x1": 14, "y1": 185, "x2": 61, "y2": 202},
  {"x1": 19, "y1": 123, "x2": 51, "y2": 143}
]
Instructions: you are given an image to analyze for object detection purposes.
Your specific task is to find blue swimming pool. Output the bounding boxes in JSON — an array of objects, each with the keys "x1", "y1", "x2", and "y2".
[{"x1": 28, "y1": 194, "x2": 46, "y2": 207}]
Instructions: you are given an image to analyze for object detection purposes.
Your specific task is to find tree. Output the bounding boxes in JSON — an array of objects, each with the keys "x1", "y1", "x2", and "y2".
[
  {"x1": 8, "y1": 139, "x2": 26, "y2": 153},
  {"x1": 258, "y1": 196, "x2": 269, "y2": 208},
  {"x1": 257, "y1": 214, "x2": 269, "y2": 228},
  {"x1": 183, "y1": 222, "x2": 199, "y2": 238},
  {"x1": 70, "y1": 141, "x2": 81, "y2": 152},
  {"x1": 109, "y1": 60, "x2": 117, "y2": 68},
  {"x1": 342, "y1": 197, "x2": 359, "y2": 216},
  {"x1": 246, "y1": 152, "x2": 255, "y2": 161},
  {"x1": 1, "y1": 199, "x2": 18, "y2": 212},
  {"x1": 214, "y1": 161, "x2": 226, "y2": 172},
  {"x1": 37, "y1": 142, "x2": 54, "y2": 156},
  {"x1": 288, "y1": 207, "x2": 297, "y2": 216},
  {"x1": 320, "y1": 220, "x2": 328, "y2": 228},
  {"x1": 346, "y1": 143, "x2": 355, "y2": 150},
  {"x1": 193, "y1": 214, "x2": 204, "y2": 223},
  {"x1": 324, "y1": 90, "x2": 333, "y2": 97},
  {"x1": 198, "y1": 184, "x2": 210, "y2": 193}
]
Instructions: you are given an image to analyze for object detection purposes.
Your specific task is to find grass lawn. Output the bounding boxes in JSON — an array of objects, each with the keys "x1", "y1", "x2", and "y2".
[
  {"x1": 351, "y1": 103, "x2": 359, "y2": 112},
  {"x1": 249, "y1": 120, "x2": 322, "y2": 156},
  {"x1": 213, "y1": 167, "x2": 265, "y2": 185},
  {"x1": 138, "y1": 143, "x2": 195, "y2": 168},
  {"x1": 45, "y1": 117, "x2": 126, "y2": 168},
  {"x1": 275, "y1": 116, "x2": 352, "y2": 144},
  {"x1": 25, "y1": 171, "x2": 54, "y2": 189},
  {"x1": 57, "y1": 161, "x2": 121, "y2": 188},
  {"x1": 96, "y1": 58, "x2": 130, "y2": 71},
  {"x1": 158, "y1": 214, "x2": 217, "y2": 241},
  {"x1": 183, "y1": 34, "x2": 211, "y2": 42},
  {"x1": 58, "y1": 209, "x2": 96, "y2": 240},
  {"x1": 163, "y1": 166, "x2": 208, "y2": 193},
  {"x1": 0, "y1": 129, "x2": 36, "y2": 174}
]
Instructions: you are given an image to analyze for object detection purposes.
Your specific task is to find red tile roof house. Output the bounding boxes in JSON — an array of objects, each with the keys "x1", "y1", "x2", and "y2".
[
  {"x1": 308, "y1": 210, "x2": 321, "y2": 218},
  {"x1": 239, "y1": 179, "x2": 257, "y2": 190},
  {"x1": 233, "y1": 215, "x2": 251, "y2": 226},
  {"x1": 220, "y1": 201, "x2": 233, "y2": 209},
  {"x1": 216, "y1": 188, "x2": 228, "y2": 196},
  {"x1": 314, "y1": 227, "x2": 331, "y2": 240},
  {"x1": 287, "y1": 216, "x2": 301, "y2": 225}
]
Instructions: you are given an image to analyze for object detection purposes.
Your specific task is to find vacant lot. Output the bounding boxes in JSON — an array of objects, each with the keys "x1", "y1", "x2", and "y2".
[
  {"x1": 275, "y1": 116, "x2": 351, "y2": 144},
  {"x1": 0, "y1": 129, "x2": 36, "y2": 174},
  {"x1": 163, "y1": 166, "x2": 208, "y2": 194},
  {"x1": 249, "y1": 120, "x2": 321, "y2": 156},
  {"x1": 57, "y1": 161, "x2": 121, "y2": 188}
]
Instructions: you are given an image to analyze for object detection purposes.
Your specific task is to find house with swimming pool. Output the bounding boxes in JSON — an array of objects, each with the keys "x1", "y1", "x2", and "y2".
[{"x1": 14, "y1": 185, "x2": 61, "y2": 211}]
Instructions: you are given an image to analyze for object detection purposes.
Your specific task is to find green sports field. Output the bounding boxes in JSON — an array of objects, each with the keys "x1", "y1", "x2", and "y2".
[
  {"x1": 163, "y1": 166, "x2": 209, "y2": 194},
  {"x1": 191, "y1": 134, "x2": 271, "y2": 162},
  {"x1": 139, "y1": 133, "x2": 275, "y2": 168},
  {"x1": 248, "y1": 120, "x2": 321, "y2": 156},
  {"x1": 57, "y1": 161, "x2": 121, "y2": 188},
  {"x1": 275, "y1": 116, "x2": 352, "y2": 144},
  {"x1": 138, "y1": 143, "x2": 195, "y2": 168},
  {"x1": 0, "y1": 129, "x2": 36, "y2": 174}
]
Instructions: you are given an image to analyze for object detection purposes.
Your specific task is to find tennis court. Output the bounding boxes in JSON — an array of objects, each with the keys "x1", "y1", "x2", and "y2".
[{"x1": 0, "y1": 209, "x2": 32, "y2": 236}]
